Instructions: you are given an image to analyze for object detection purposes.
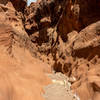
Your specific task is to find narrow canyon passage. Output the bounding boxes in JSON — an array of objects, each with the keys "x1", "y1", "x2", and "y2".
[{"x1": 0, "y1": 0, "x2": 100, "y2": 100}]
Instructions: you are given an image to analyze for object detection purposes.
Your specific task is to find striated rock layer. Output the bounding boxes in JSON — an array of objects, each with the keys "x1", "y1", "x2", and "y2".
[
  {"x1": 0, "y1": 0, "x2": 100, "y2": 100},
  {"x1": 0, "y1": 0, "x2": 51, "y2": 100}
]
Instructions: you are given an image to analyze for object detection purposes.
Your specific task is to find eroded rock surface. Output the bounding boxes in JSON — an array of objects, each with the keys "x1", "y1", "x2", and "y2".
[
  {"x1": 0, "y1": 0, "x2": 100, "y2": 100},
  {"x1": 24, "y1": 0, "x2": 100, "y2": 100},
  {"x1": 0, "y1": 0, "x2": 51, "y2": 100}
]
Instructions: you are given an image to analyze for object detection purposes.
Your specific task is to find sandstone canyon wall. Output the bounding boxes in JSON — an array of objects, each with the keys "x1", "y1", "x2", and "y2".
[
  {"x1": 0, "y1": 0, "x2": 100, "y2": 100},
  {"x1": 24, "y1": 0, "x2": 100, "y2": 100},
  {"x1": 0, "y1": 0, "x2": 51, "y2": 100}
]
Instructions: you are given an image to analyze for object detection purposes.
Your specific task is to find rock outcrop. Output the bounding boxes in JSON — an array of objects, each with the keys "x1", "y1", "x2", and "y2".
[
  {"x1": 0, "y1": 0, "x2": 100, "y2": 100},
  {"x1": 0, "y1": 0, "x2": 51, "y2": 100},
  {"x1": 24, "y1": 0, "x2": 100, "y2": 100}
]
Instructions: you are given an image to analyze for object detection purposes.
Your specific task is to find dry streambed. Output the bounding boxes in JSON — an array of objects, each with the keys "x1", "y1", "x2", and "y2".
[{"x1": 42, "y1": 73, "x2": 80, "y2": 100}]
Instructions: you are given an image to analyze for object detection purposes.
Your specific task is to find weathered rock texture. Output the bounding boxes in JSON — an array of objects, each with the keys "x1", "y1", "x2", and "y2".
[
  {"x1": 0, "y1": 0, "x2": 100, "y2": 100},
  {"x1": 24, "y1": 0, "x2": 100, "y2": 100},
  {"x1": 0, "y1": 0, "x2": 51, "y2": 100}
]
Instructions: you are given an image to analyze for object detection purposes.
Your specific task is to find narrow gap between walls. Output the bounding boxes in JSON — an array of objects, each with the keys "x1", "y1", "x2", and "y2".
[{"x1": 27, "y1": 0, "x2": 37, "y2": 6}]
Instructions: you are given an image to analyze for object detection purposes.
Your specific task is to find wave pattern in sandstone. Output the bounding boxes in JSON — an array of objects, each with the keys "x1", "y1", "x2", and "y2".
[{"x1": 0, "y1": 0, "x2": 100, "y2": 100}]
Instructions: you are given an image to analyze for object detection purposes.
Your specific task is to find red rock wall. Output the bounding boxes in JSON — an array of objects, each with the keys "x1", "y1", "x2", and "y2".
[
  {"x1": 0, "y1": 0, "x2": 100, "y2": 100},
  {"x1": 24, "y1": 0, "x2": 100, "y2": 100},
  {"x1": 0, "y1": 1, "x2": 51, "y2": 100}
]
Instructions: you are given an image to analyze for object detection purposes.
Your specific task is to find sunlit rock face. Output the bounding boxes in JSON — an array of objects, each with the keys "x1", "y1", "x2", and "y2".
[
  {"x1": 0, "y1": 0, "x2": 27, "y2": 52},
  {"x1": 0, "y1": 0, "x2": 100, "y2": 100},
  {"x1": 0, "y1": 0, "x2": 50, "y2": 100}
]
